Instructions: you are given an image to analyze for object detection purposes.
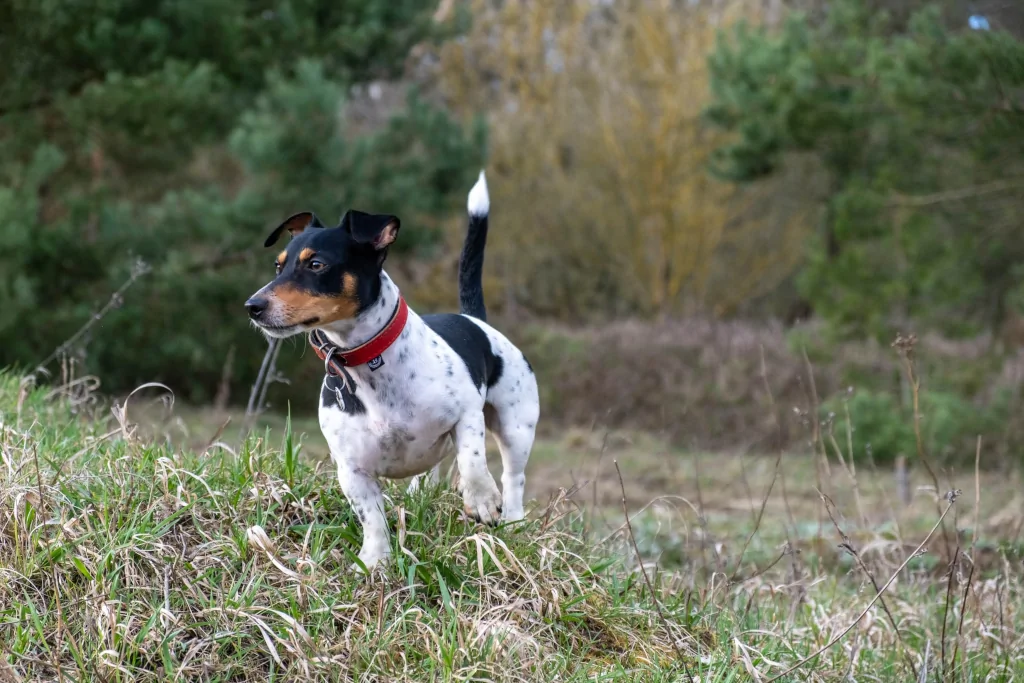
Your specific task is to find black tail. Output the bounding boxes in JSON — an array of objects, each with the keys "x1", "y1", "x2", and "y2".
[{"x1": 458, "y1": 170, "x2": 490, "y2": 321}]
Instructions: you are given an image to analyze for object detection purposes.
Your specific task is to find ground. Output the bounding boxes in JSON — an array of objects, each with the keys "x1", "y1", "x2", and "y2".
[{"x1": 2, "y1": 377, "x2": 1022, "y2": 681}]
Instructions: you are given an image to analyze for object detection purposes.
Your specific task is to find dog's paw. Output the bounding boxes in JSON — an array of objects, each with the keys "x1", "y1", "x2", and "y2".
[
  {"x1": 460, "y1": 480, "x2": 502, "y2": 525},
  {"x1": 352, "y1": 545, "x2": 391, "y2": 574}
]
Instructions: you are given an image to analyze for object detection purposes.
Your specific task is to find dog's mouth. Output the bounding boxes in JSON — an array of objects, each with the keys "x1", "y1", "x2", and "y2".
[{"x1": 253, "y1": 317, "x2": 320, "y2": 337}]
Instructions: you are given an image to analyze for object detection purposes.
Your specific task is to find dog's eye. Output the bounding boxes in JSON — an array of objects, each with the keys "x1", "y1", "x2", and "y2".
[
  {"x1": 275, "y1": 262, "x2": 283, "y2": 274},
  {"x1": 309, "y1": 260, "x2": 326, "y2": 272}
]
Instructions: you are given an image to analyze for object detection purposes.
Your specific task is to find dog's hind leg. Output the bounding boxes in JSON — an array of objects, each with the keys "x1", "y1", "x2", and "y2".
[
  {"x1": 494, "y1": 424, "x2": 534, "y2": 522},
  {"x1": 486, "y1": 407, "x2": 536, "y2": 523}
]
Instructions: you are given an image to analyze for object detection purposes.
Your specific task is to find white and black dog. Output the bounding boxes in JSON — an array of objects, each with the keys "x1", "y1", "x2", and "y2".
[{"x1": 245, "y1": 172, "x2": 538, "y2": 570}]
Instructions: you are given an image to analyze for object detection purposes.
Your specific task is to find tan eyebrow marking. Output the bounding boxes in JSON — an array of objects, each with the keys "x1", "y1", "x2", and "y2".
[
  {"x1": 343, "y1": 273, "x2": 357, "y2": 296},
  {"x1": 277, "y1": 250, "x2": 288, "y2": 267},
  {"x1": 299, "y1": 248, "x2": 316, "y2": 262}
]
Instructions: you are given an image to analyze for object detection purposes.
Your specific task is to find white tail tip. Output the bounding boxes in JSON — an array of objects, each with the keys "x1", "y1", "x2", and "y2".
[{"x1": 467, "y1": 170, "x2": 489, "y2": 217}]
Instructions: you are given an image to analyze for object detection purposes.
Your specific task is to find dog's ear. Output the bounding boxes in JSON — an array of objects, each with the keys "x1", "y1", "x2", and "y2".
[
  {"x1": 263, "y1": 212, "x2": 324, "y2": 248},
  {"x1": 341, "y1": 210, "x2": 400, "y2": 251}
]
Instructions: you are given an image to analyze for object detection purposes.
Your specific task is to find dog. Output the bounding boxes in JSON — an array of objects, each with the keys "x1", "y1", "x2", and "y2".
[{"x1": 245, "y1": 171, "x2": 538, "y2": 571}]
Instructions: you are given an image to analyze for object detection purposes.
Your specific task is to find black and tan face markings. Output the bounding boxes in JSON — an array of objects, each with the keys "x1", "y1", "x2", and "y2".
[
  {"x1": 254, "y1": 212, "x2": 395, "y2": 329},
  {"x1": 266, "y1": 241, "x2": 362, "y2": 325}
]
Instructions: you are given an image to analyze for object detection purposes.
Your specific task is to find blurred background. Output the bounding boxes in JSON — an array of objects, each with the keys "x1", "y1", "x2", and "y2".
[{"x1": 4, "y1": 0, "x2": 1024, "y2": 469}]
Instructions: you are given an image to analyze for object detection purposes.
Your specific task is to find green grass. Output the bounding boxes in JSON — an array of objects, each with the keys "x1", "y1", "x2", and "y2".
[{"x1": 2, "y1": 372, "x2": 1023, "y2": 681}]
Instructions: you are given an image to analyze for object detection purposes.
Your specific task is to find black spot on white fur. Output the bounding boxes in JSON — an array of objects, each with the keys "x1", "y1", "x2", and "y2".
[{"x1": 423, "y1": 314, "x2": 503, "y2": 389}]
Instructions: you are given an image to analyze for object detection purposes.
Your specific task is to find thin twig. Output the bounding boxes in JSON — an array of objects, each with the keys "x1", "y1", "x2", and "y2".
[
  {"x1": 729, "y1": 449, "x2": 781, "y2": 582},
  {"x1": 765, "y1": 493, "x2": 959, "y2": 683},
  {"x1": 949, "y1": 560, "x2": 976, "y2": 681},
  {"x1": 692, "y1": 452, "x2": 722, "y2": 574},
  {"x1": 736, "y1": 453, "x2": 759, "y2": 530},
  {"x1": 245, "y1": 338, "x2": 280, "y2": 431},
  {"x1": 33, "y1": 259, "x2": 150, "y2": 375},
  {"x1": 255, "y1": 339, "x2": 284, "y2": 416},
  {"x1": 801, "y1": 347, "x2": 828, "y2": 539},
  {"x1": 589, "y1": 428, "x2": 612, "y2": 534},
  {"x1": 760, "y1": 345, "x2": 795, "y2": 533},
  {"x1": 972, "y1": 436, "x2": 981, "y2": 553},
  {"x1": 826, "y1": 427, "x2": 868, "y2": 530},
  {"x1": 940, "y1": 546, "x2": 960, "y2": 681},
  {"x1": 733, "y1": 545, "x2": 790, "y2": 584},
  {"x1": 801, "y1": 347, "x2": 830, "y2": 478},
  {"x1": 613, "y1": 460, "x2": 695, "y2": 683},
  {"x1": 840, "y1": 398, "x2": 868, "y2": 529},
  {"x1": 893, "y1": 334, "x2": 953, "y2": 557},
  {"x1": 887, "y1": 177, "x2": 1024, "y2": 207},
  {"x1": 819, "y1": 491, "x2": 919, "y2": 680}
]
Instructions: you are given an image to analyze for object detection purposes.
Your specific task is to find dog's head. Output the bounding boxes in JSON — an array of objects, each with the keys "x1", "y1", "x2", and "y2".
[{"x1": 245, "y1": 210, "x2": 400, "y2": 338}]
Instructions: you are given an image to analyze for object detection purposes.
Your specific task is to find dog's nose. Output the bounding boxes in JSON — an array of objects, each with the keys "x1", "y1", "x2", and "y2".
[{"x1": 245, "y1": 297, "x2": 268, "y2": 320}]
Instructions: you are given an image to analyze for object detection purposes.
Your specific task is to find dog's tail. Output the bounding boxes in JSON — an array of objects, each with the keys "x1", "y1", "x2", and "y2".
[{"x1": 458, "y1": 170, "x2": 490, "y2": 321}]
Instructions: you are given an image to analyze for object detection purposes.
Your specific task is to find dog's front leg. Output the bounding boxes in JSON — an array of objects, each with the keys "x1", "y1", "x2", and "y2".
[
  {"x1": 337, "y1": 464, "x2": 391, "y2": 571},
  {"x1": 454, "y1": 413, "x2": 502, "y2": 524}
]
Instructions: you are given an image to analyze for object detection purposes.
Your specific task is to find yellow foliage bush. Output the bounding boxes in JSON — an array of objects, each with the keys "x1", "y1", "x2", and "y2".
[{"x1": 425, "y1": 0, "x2": 818, "y2": 320}]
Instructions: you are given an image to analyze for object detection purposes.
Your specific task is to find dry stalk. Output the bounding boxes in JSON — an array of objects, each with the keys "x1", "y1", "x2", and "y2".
[
  {"x1": 759, "y1": 345, "x2": 795, "y2": 534},
  {"x1": 801, "y1": 347, "x2": 830, "y2": 478},
  {"x1": 586, "y1": 427, "x2": 612, "y2": 537},
  {"x1": 692, "y1": 453, "x2": 722, "y2": 574},
  {"x1": 736, "y1": 454, "x2": 759, "y2": 530},
  {"x1": 613, "y1": 460, "x2": 695, "y2": 683},
  {"x1": 244, "y1": 338, "x2": 280, "y2": 430},
  {"x1": 840, "y1": 398, "x2": 868, "y2": 528},
  {"x1": 892, "y1": 333, "x2": 953, "y2": 558},
  {"x1": 801, "y1": 347, "x2": 828, "y2": 538},
  {"x1": 824, "y1": 417, "x2": 868, "y2": 529},
  {"x1": 949, "y1": 560, "x2": 976, "y2": 681},
  {"x1": 214, "y1": 344, "x2": 236, "y2": 412},
  {"x1": 819, "y1": 491, "x2": 919, "y2": 680},
  {"x1": 765, "y1": 492, "x2": 960, "y2": 683},
  {"x1": 940, "y1": 546, "x2": 960, "y2": 680},
  {"x1": 256, "y1": 339, "x2": 285, "y2": 416},
  {"x1": 864, "y1": 444, "x2": 903, "y2": 541},
  {"x1": 33, "y1": 259, "x2": 150, "y2": 376},
  {"x1": 971, "y1": 436, "x2": 981, "y2": 553},
  {"x1": 729, "y1": 449, "x2": 781, "y2": 583},
  {"x1": 734, "y1": 544, "x2": 791, "y2": 584}
]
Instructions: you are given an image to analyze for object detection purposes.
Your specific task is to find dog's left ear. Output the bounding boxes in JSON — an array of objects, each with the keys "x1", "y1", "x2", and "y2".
[
  {"x1": 342, "y1": 210, "x2": 400, "y2": 251},
  {"x1": 263, "y1": 212, "x2": 325, "y2": 248}
]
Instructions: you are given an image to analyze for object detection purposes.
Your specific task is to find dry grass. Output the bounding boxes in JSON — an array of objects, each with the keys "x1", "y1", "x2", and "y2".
[{"x1": 3, "y1": 372, "x2": 1024, "y2": 681}]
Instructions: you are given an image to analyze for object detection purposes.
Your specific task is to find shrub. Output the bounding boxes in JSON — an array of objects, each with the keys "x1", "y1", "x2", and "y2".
[{"x1": 824, "y1": 388, "x2": 1009, "y2": 466}]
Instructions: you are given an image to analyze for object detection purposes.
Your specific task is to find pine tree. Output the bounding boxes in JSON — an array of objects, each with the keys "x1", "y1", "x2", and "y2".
[
  {"x1": 706, "y1": 0, "x2": 1024, "y2": 340},
  {"x1": 0, "y1": 0, "x2": 484, "y2": 400}
]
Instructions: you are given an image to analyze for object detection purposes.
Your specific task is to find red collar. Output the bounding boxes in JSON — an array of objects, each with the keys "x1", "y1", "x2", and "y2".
[{"x1": 309, "y1": 296, "x2": 409, "y2": 375}]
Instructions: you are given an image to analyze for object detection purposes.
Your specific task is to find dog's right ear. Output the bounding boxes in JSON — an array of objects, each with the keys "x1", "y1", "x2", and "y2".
[{"x1": 263, "y1": 212, "x2": 324, "y2": 248}]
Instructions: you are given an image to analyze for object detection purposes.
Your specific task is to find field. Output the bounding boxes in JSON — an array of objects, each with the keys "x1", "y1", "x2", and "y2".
[{"x1": 2, "y1": 373, "x2": 1023, "y2": 682}]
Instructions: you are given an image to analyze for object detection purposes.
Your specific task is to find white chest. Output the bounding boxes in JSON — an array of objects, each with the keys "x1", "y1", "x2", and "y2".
[{"x1": 318, "y1": 335, "x2": 481, "y2": 479}]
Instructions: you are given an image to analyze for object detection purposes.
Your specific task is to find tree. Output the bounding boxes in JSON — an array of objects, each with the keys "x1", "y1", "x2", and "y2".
[
  {"x1": 0, "y1": 0, "x2": 483, "y2": 401},
  {"x1": 706, "y1": 0, "x2": 1024, "y2": 340},
  {"x1": 430, "y1": 0, "x2": 814, "y2": 320}
]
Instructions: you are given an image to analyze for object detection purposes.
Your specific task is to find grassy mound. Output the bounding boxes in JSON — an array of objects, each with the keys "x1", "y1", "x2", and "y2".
[
  {"x1": 3, "y1": 373, "x2": 1024, "y2": 681},
  {"x1": 0, "y1": 375, "x2": 698, "y2": 681}
]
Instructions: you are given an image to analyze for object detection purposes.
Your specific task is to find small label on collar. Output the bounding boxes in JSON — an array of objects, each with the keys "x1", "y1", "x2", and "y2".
[{"x1": 367, "y1": 355, "x2": 384, "y2": 371}]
